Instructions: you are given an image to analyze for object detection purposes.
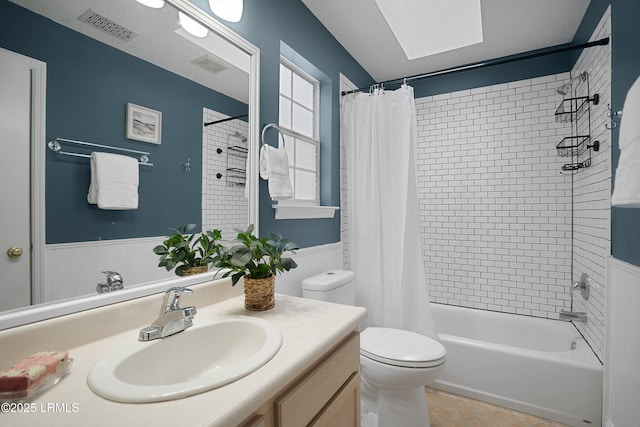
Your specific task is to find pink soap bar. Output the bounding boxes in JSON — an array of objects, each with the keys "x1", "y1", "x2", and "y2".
[{"x1": 0, "y1": 351, "x2": 69, "y2": 397}]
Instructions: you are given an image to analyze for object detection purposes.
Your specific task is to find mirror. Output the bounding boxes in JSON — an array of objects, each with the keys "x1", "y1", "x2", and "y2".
[{"x1": 0, "y1": 0, "x2": 259, "y2": 329}]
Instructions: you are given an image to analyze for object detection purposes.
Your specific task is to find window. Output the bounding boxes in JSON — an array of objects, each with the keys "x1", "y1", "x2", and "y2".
[{"x1": 279, "y1": 57, "x2": 320, "y2": 205}]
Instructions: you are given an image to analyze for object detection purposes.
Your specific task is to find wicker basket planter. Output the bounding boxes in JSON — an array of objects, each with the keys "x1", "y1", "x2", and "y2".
[
  {"x1": 178, "y1": 265, "x2": 208, "y2": 276},
  {"x1": 244, "y1": 275, "x2": 275, "y2": 311}
]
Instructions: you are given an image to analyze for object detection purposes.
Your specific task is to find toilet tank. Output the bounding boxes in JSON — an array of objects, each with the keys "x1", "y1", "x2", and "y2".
[{"x1": 301, "y1": 270, "x2": 355, "y2": 305}]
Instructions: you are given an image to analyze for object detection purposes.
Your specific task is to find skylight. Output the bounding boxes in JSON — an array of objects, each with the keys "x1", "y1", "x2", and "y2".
[{"x1": 374, "y1": 0, "x2": 484, "y2": 60}]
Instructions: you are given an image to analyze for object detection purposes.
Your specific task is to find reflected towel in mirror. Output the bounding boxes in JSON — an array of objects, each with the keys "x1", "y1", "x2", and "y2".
[{"x1": 87, "y1": 152, "x2": 139, "y2": 210}]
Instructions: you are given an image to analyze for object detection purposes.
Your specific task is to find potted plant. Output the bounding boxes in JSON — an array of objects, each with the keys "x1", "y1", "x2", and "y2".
[
  {"x1": 213, "y1": 224, "x2": 298, "y2": 311},
  {"x1": 153, "y1": 224, "x2": 222, "y2": 277}
]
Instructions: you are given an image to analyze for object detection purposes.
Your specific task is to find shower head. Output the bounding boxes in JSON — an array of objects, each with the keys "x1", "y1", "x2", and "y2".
[
  {"x1": 233, "y1": 131, "x2": 247, "y2": 142},
  {"x1": 556, "y1": 82, "x2": 572, "y2": 96},
  {"x1": 557, "y1": 72, "x2": 588, "y2": 96}
]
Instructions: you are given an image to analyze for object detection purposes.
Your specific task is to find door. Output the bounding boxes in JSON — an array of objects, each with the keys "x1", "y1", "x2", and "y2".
[{"x1": 0, "y1": 48, "x2": 32, "y2": 310}]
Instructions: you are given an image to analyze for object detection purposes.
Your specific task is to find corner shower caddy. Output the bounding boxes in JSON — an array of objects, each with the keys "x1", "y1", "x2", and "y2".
[
  {"x1": 554, "y1": 72, "x2": 600, "y2": 172},
  {"x1": 223, "y1": 132, "x2": 247, "y2": 187}
]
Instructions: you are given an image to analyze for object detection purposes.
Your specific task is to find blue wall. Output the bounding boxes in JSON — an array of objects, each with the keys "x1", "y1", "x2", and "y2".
[
  {"x1": 409, "y1": 48, "x2": 575, "y2": 98},
  {"x1": 569, "y1": 0, "x2": 640, "y2": 268},
  {"x1": 189, "y1": 0, "x2": 374, "y2": 248},
  {"x1": 190, "y1": 0, "x2": 640, "y2": 267},
  {"x1": 606, "y1": 0, "x2": 640, "y2": 268},
  {"x1": 21, "y1": 0, "x2": 640, "y2": 266},
  {"x1": 0, "y1": 1, "x2": 247, "y2": 244},
  {"x1": 186, "y1": 0, "x2": 587, "y2": 248}
]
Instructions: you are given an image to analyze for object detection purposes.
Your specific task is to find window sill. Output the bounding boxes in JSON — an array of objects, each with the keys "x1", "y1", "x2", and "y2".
[{"x1": 273, "y1": 204, "x2": 339, "y2": 220}]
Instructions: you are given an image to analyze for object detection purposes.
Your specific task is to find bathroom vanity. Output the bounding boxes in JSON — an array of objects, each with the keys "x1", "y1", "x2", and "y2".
[
  {"x1": 243, "y1": 331, "x2": 360, "y2": 427},
  {"x1": 0, "y1": 279, "x2": 366, "y2": 426}
]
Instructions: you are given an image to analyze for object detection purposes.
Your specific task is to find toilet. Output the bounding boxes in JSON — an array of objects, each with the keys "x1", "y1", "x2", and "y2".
[{"x1": 302, "y1": 270, "x2": 446, "y2": 427}]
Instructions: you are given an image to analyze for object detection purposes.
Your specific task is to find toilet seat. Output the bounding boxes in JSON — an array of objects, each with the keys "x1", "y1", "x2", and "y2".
[{"x1": 360, "y1": 327, "x2": 446, "y2": 368}]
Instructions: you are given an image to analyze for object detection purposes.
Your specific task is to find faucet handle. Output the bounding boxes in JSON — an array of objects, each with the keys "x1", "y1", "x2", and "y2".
[
  {"x1": 162, "y1": 287, "x2": 193, "y2": 312},
  {"x1": 571, "y1": 273, "x2": 590, "y2": 300},
  {"x1": 102, "y1": 271, "x2": 123, "y2": 284},
  {"x1": 97, "y1": 271, "x2": 124, "y2": 293}
]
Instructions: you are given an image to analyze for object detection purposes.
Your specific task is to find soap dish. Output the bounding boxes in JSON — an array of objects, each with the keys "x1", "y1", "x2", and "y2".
[{"x1": 0, "y1": 358, "x2": 74, "y2": 402}]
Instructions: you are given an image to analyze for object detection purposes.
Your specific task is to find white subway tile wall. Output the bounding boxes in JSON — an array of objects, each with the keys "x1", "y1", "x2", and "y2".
[
  {"x1": 415, "y1": 74, "x2": 574, "y2": 318},
  {"x1": 202, "y1": 108, "x2": 249, "y2": 237},
  {"x1": 569, "y1": 8, "x2": 611, "y2": 362}
]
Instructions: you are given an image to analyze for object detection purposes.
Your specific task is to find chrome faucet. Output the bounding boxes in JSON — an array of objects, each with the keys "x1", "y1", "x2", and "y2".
[
  {"x1": 97, "y1": 271, "x2": 124, "y2": 294},
  {"x1": 558, "y1": 273, "x2": 590, "y2": 323},
  {"x1": 559, "y1": 310, "x2": 587, "y2": 323},
  {"x1": 138, "y1": 287, "x2": 197, "y2": 341}
]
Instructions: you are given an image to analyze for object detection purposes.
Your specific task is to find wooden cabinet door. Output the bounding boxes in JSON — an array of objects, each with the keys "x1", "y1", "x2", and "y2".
[
  {"x1": 310, "y1": 372, "x2": 360, "y2": 427},
  {"x1": 276, "y1": 332, "x2": 359, "y2": 427}
]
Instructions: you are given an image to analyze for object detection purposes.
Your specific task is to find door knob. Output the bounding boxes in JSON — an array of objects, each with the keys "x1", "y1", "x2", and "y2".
[{"x1": 7, "y1": 246, "x2": 23, "y2": 258}]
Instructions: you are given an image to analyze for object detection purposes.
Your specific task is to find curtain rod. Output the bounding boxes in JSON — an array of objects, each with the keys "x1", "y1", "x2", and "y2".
[
  {"x1": 341, "y1": 37, "x2": 610, "y2": 96},
  {"x1": 204, "y1": 114, "x2": 248, "y2": 127}
]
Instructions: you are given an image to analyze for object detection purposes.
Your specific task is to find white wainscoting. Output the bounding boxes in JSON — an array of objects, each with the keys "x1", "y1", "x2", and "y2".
[
  {"x1": 44, "y1": 239, "x2": 344, "y2": 303},
  {"x1": 604, "y1": 256, "x2": 640, "y2": 427},
  {"x1": 43, "y1": 236, "x2": 173, "y2": 303},
  {"x1": 275, "y1": 242, "x2": 344, "y2": 297}
]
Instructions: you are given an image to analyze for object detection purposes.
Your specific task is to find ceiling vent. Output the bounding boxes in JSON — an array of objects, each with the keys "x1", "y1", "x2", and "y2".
[
  {"x1": 78, "y1": 10, "x2": 137, "y2": 42},
  {"x1": 191, "y1": 54, "x2": 227, "y2": 74}
]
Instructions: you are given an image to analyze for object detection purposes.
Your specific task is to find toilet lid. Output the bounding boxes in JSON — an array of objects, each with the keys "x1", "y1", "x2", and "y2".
[{"x1": 360, "y1": 327, "x2": 446, "y2": 368}]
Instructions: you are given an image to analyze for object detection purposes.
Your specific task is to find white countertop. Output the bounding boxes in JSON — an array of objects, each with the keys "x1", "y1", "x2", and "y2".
[{"x1": 1, "y1": 293, "x2": 366, "y2": 427}]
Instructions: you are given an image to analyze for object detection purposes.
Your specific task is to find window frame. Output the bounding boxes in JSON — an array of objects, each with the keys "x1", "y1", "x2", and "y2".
[{"x1": 279, "y1": 56, "x2": 321, "y2": 206}]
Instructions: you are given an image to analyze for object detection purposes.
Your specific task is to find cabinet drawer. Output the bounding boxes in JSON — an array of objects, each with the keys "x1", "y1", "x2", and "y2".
[
  {"x1": 276, "y1": 332, "x2": 359, "y2": 427},
  {"x1": 310, "y1": 372, "x2": 360, "y2": 427}
]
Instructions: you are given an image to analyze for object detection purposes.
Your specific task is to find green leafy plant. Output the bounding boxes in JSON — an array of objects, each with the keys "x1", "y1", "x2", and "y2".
[
  {"x1": 213, "y1": 224, "x2": 298, "y2": 286},
  {"x1": 153, "y1": 224, "x2": 222, "y2": 276}
]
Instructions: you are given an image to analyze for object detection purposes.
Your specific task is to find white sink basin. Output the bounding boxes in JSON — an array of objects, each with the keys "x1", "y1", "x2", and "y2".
[{"x1": 87, "y1": 315, "x2": 282, "y2": 403}]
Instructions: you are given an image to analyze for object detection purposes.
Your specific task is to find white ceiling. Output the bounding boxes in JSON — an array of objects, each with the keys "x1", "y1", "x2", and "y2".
[
  {"x1": 302, "y1": 0, "x2": 591, "y2": 83},
  {"x1": 12, "y1": 0, "x2": 591, "y2": 97},
  {"x1": 10, "y1": 0, "x2": 250, "y2": 103}
]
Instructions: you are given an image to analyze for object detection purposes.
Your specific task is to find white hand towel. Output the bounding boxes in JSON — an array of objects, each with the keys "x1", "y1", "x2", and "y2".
[
  {"x1": 612, "y1": 75, "x2": 640, "y2": 207},
  {"x1": 87, "y1": 152, "x2": 139, "y2": 210},
  {"x1": 259, "y1": 144, "x2": 293, "y2": 200}
]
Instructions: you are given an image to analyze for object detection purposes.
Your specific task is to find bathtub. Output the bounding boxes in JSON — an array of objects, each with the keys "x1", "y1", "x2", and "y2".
[{"x1": 430, "y1": 303, "x2": 603, "y2": 427}]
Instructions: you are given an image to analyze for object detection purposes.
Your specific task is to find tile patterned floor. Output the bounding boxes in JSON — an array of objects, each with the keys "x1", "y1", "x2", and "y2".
[{"x1": 426, "y1": 388, "x2": 571, "y2": 427}]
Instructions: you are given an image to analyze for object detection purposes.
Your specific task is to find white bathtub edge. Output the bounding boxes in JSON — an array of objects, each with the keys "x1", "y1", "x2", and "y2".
[{"x1": 431, "y1": 302, "x2": 603, "y2": 427}]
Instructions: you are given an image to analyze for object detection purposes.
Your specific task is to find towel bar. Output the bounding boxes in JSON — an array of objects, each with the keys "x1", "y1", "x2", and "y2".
[
  {"x1": 261, "y1": 123, "x2": 286, "y2": 148},
  {"x1": 47, "y1": 138, "x2": 153, "y2": 166}
]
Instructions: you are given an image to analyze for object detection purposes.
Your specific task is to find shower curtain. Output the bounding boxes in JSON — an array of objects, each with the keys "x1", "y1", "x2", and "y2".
[{"x1": 342, "y1": 85, "x2": 437, "y2": 339}]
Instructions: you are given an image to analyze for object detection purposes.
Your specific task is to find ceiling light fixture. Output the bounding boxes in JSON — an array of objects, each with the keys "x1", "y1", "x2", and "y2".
[
  {"x1": 208, "y1": 0, "x2": 243, "y2": 23},
  {"x1": 135, "y1": 0, "x2": 165, "y2": 8},
  {"x1": 178, "y1": 12, "x2": 209, "y2": 38}
]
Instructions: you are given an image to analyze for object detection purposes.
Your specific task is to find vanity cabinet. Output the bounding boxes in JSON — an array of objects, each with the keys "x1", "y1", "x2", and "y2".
[{"x1": 240, "y1": 331, "x2": 360, "y2": 427}]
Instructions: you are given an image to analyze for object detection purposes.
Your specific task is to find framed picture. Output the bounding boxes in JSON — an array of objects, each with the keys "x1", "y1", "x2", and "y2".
[{"x1": 126, "y1": 103, "x2": 162, "y2": 144}]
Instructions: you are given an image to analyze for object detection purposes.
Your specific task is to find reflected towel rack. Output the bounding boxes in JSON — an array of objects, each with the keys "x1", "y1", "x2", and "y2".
[
  {"x1": 261, "y1": 123, "x2": 286, "y2": 147},
  {"x1": 47, "y1": 137, "x2": 153, "y2": 166}
]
